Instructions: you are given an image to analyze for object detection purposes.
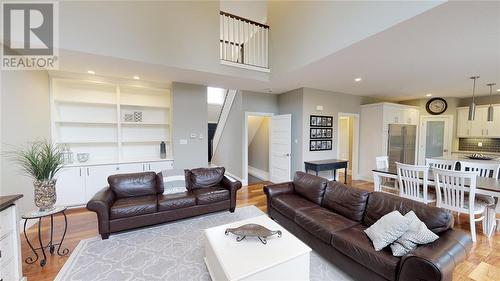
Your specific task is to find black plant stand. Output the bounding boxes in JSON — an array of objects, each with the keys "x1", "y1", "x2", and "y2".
[{"x1": 22, "y1": 206, "x2": 69, "y2": 267}]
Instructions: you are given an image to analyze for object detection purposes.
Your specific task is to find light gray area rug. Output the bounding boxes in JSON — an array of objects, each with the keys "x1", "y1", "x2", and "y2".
[{"x1": 56, "y1": 206, "x2": 352, "y2": 281}]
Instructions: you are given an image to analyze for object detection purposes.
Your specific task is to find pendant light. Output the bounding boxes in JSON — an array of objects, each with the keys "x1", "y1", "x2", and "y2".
[
  {"x1": 487, "y1": 83, "x2": 496, "y2": 122},
  {"x1": 468, "y1": 76, "x2": 480, "y2": 121}
]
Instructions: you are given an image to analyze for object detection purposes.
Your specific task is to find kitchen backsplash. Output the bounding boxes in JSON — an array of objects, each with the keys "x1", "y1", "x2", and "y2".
[{"x1": 458, "y1": 138, "x2": 500, "y2": 153}]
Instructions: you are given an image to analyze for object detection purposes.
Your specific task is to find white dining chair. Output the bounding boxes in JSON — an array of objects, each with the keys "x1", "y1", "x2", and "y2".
[
  {"x1": 376, "y1": 156, "x2": 398, "y2": 192},
  {"x1": 426, "y1": 158, "x2": 457, "y2": 170},
  {"x1": 459, "y1": 161, "x2": 500, "y2": 178},
  {"x1": 396, "y1": 162, "x2": 434, "y2": 204},
  {"x1": 433, "y1": 168, "x2": 494, "y2": 242}
]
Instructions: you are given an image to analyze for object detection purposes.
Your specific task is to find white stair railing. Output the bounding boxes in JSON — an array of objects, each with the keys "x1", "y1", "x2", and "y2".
[
  {"x1": 212, "y1": 89, "x2": 237, "y2": 157},
  {"x1": 219, "y1": 11, "x2": 269, "y2": 69}
]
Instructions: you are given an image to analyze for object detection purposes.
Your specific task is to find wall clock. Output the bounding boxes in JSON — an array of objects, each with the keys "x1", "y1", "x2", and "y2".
[{"x1": 426, "y1": 97, "x2": 447, "y2": 115}]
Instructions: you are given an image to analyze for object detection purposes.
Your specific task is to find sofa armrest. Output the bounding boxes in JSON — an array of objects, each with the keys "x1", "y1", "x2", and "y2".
[
  {"x1": 263, "y1": 182, "x2": 294, "y2": 213},
  {"x1": 86, "y1": 187, "x2": 115, "y2": 238},
  {"x1": 398, "y1": 229, "x2": 472, "y2": 281},
  {"x1": 221, "y1": 175, "x2": 242, "y2": 212}
]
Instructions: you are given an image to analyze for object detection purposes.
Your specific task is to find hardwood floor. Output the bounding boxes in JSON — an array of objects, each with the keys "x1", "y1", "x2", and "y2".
[{"x1": 20, "y1": 179, "x2": 499, "y2": 281}]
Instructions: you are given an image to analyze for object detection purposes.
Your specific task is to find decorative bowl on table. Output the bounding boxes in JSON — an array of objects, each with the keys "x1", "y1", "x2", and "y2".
[
  {"x1": 466, "y1": 153, "x2": 493, "y2": 160},
  {"x1": 225, "y1": 223, "x2": 282, "y2": 244}
]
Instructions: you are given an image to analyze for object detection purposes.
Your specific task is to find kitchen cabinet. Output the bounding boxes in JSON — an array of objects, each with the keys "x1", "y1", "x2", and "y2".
[
  {"x1": 55, "y1": 160, "x2": 174, "y2": 206},
  {"x1": 0, "y1": 197, "x2": 23, "y2": 281},
  {"x1": 456, "y1": 105, "x2": 500, "y2": 138}
]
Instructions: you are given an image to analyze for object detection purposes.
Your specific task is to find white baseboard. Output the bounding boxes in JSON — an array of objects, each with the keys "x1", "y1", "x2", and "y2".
[{"x1": 248, "y1": 166, "x2": 269, "y2": 181}]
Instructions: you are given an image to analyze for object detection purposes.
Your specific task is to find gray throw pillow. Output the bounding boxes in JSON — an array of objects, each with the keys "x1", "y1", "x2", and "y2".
[
  {"x1": 364, "y1": 210, "x2": 411, "y2": 251},
  {"x1": 390, "y1": 211, "x2": 439, "y2": 256},
  {"x1": 162, "y1": 169, "x2": 187, "y2": 195}
]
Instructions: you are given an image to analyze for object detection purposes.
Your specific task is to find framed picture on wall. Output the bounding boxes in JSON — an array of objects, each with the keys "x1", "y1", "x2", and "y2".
[
  {"x1": 310, "y1": 115, "x2": 333, "y2": 128},
  {"x1": 327, "y1": 117, "x2": 332, "y2": 126},
  {"x1": 327, "y1": 129, "x2": 332, "y2": 138}
]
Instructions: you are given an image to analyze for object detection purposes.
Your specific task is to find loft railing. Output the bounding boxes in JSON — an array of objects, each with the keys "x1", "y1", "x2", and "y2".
[{"x1": 219, "y1": 11, "x2": 269, "y2": 69}]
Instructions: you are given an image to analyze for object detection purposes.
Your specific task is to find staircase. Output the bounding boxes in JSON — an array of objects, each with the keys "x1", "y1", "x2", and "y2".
[{"x1": 211, "y1": 89, "x2": 237, "y2": 160}]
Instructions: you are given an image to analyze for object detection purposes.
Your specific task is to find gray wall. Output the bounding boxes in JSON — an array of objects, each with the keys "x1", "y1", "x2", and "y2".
[
  {"x1": 278, "y1": 88, "x2": 304, "y2": 178},
  {"x1": 1, "y1": 71, "x2": 50, "y2": 215},
  {"x1": 302, "y1": 88, "x2": 363, "y2": 167},
  {"x1": 172, "y1": 82, "x2": 208, "y2": 169},
  {"x1": 248, "y1": 117, "x2": 270, "y2": 172},
  {"x1": 212, "y1": 91, "x2": 279, "y2": 179}
]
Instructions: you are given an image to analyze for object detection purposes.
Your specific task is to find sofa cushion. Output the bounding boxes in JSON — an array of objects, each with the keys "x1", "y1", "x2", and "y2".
[
  {"x1": 331, "y1": 224, "x2": 401, "y2": 281},
  {"x1": 363, "y1": 192, "x2": 453, "y2": 234},
  {"x1": 158, "y1": 192, "x2": 196, "y2": 212},
  {"x1": 271, "y1": 194, "x2": 318, "y2": 219},
  {"x1": 185, "y1": 167, "x2": 225, "y2": 190},
  {"x1": 322, "y1": 181, "x2": 369, "y2": 222},
  {"x1": 110, "y1": 195, "x2": 157, "y2": 219},
  {"x1": 295, "y1": 206, "x2": 358, "y2": 244},
  {"x1": 192, "y1": 187, "x2": 229, "y2": 205},
  {"x1": 293, "y1": 171, "x2": 328, "y2": 205},
  {"x1": 108, "y1": 172, "x2": 162, "y2": 198}
]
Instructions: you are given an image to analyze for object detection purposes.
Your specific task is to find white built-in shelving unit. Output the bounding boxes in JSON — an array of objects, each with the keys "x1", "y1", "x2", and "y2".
[{"x1": 50, "y1": 76, "x2": 172, "y2": 164}]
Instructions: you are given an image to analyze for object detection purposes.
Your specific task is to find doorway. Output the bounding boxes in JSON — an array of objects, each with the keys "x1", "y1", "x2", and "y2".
[
  {"x1": 337, "y1": 113, "x2": 360, "y2": 181},
  {"x1": 418, "y1": 115, "x2": 453, "y2": 165},
  {"x1": 245, "y1": 114, "x2": 272, "y2": 185}
]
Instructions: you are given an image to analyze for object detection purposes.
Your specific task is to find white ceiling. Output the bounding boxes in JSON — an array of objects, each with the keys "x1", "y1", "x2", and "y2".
[
  {"x1": 269, "y1": 0, "x2": 500, "y2": 100},
  {"x1": 55, "y1": 1, "x2": 500, "y2": 101}
]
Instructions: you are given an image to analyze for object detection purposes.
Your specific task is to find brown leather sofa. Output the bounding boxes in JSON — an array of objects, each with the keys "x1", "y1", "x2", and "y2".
[
  {"x1": 87, "y1": 167, "x2": 241, "y2": 239},
  {"x1": 264, "y1": 171, "x2": 472, "y2": 281}
]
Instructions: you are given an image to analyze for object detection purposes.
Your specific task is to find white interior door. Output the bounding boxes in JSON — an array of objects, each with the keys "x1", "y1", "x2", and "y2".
[
  {"x1": 270, "y1": 114, "x2": 292, "y2": 183},
  {"x1": 418, "y1": 116, "x2": 453, "y2": 165}
]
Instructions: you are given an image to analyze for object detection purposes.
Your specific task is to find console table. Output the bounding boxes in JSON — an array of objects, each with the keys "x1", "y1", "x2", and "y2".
[{"x1": 304, "y1": 159, "x2": 349, "y2": 183}]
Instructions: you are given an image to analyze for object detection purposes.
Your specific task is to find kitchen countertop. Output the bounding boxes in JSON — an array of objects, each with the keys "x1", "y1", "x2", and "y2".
[
  {"x1": 452, "y1": 150, "x2": 500, "y2": 156},
  {"x1": 434, "y1": 154, "x2": 500, "y2": 164},
  {"x1": 0, "y1": 194, "x2": 23, "y2": 212}
]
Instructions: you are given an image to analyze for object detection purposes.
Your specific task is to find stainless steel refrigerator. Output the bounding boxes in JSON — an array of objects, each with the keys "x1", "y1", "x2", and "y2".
[{"x1": 387, "y1": 124, "x2": 417, "y2": 169}]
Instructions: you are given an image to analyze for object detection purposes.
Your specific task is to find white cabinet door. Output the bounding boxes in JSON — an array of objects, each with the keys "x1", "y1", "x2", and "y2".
[
  {"x1": 404, "y1": 109, "x2": 419, "y2": 125},
  {"x1": 116, "y1": 162, "x2": 144, "y2": 174},
  {"x1": 84, "y1": 165, "x2": 118, "y2": 201},
  {"x1": 456, "y1": 108, "x2": 471, "y2": 137},
  {"x1": 55, "y1": 167, "x2": 86, "y2": 206},
  {"x1": 490, "y1": 105, "x2": 500, "y2": 137},
  {"x1": 469, "y1": 107, "x2": 487, "y2": 137},
  {"x1": 148, "y1": 161, "x2": 174, "y2": 173}
]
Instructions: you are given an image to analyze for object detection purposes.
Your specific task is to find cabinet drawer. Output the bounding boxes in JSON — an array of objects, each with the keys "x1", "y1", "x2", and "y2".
[
  {"x1": 0, "y1": 207, "x2": 14, "y2": 238},
  {"x1": 0, "y1": 257, "x2": 17, "y2": 281},
  {"x1": 0, "y1": 232, "x2": 14, "y2": 267}
]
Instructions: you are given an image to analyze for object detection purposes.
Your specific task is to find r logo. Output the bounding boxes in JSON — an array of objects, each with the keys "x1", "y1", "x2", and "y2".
[{"x1": 3, "y1": 3, "x2": 54, "y2": 56}]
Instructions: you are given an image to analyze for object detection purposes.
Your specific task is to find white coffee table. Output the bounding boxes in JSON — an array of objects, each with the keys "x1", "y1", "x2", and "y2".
[{"x1": 204, "y1": 215, "x2": 311, "y2": 281}]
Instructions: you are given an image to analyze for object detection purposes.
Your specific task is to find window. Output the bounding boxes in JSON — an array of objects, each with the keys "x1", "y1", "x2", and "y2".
[{"x1": 207, "y1": 87, "x2": 226, "y2": 105}]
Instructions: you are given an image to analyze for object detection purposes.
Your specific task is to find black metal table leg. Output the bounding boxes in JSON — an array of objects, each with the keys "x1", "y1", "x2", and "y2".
[
  {"x1": 345, "y1": 167, "x2": 347, "y2": 184},
  {"x1": 23, "y1": 219, "x2": 39, "y2": 264},
  {"x1": 49, "y1": 214, "x2": 55, "y2": 254},
  {"x1": 333, "y1": 168, "x2": 337, "y2": 181},
  {"x1": 37, "y1": 217, "x2": 47, "y2": 267},
  {"x1": 57, "y1": 211, "x2": 69, "y2": 256}
]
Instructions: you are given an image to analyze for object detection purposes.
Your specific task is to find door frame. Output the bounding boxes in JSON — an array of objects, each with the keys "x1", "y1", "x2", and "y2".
[
  {"x1": 336, "y1": 113, "x2": 360, "y2": 180},
  {"x1": 418, "y1": 115, "x2": 454, "y2": 165},
  {"x1": 243, "y1": 112, "x2": 274, "y2": 186}
]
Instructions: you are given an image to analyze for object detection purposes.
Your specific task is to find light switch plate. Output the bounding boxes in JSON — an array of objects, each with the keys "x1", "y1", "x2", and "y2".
[
  {"x1": 478, "y1": 142, "x2": 483, "y2": 147},
  {"x1": 190, "y1": 133, "x2": 197, "y2": 139},
  {"x1": 180, "y1": 139, "x2": 188, "y2": 145},
  {"x1": 316, "y1": 105, "x2": 324, "y2": 111},
  {"x1": 199, "y1": 133, "x2": 204, "y2": 139}
]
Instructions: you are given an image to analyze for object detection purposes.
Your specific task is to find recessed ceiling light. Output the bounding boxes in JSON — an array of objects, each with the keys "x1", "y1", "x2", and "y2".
[
  {"x1": 354, "y1": 77, "x2": 362, "y2": 82},
  {"x1": 133, "y1": 76, "x2": 140, "y2": 80},
  {"x1": 426, "y1": 93, "x2": 432, "y2": 97},
  {"x1": 497, "y1": 89, "x2": 500, "y2": 92},
  {"x1": 87, "y1": 70, "x2": 95, "y2": 75}
]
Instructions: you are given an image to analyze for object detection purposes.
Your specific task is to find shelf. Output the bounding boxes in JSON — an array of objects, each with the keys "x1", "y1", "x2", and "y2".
[
  {"x1": 57, "y1": 140, "x2": 118, "y2": 144},
  {"x1": 121, "y1": 122, "x2": 169, "y2": 126},
  {"x1": 55, "y1": 99, "x2": 117, "y2": 107},
  {"x1": 121, "y1": 140, "x2": 169, "y2": 143},
  {"x1": 56, "y1": 120, "x2": 118, "y2": 125},
  {"x1": 120, "y1": 103, "x2": 169, "y2": 109}
]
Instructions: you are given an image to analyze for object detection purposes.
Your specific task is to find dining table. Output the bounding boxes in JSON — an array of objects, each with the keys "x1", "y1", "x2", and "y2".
[{"x1": 372, "y1": 167, "x2": 500, "y2": 238}]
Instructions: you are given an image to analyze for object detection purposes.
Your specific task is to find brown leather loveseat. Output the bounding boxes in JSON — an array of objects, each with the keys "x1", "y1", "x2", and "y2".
[
  {"x1": 87, "y1": 167, "x2": 241, "y2": 239},
  {"x1": 264, "y1": 171, "x2": 472, "y2": 281}
]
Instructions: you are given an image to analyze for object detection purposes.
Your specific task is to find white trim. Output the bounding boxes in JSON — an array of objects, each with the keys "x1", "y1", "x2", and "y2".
[
  {"x1": 336, "y1": 113, "x2": 361, "y2": 181},
  {"x1": 243, "y1": 112, "x2": 274, "y2": 186},
  {"x1": 210, "y1": 162, "x2": 243, "y2": 182},
  {"x1": 417, "y1": 115, "x2": 454, "y2": 165},
  {"x1": 220, "y1": 60, "x2": 270, "y2": 73},
  {"x1": 361, "y1": 102, "x2": 419, "y2": 110},
  {"x1": 248, "y1": 166, "x2": 270, "y2": 181}
]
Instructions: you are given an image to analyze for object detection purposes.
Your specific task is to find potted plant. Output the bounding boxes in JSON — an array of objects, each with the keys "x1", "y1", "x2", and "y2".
[{"x1": 11, "y1": 140, "x2": 64, "y2": 212}]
